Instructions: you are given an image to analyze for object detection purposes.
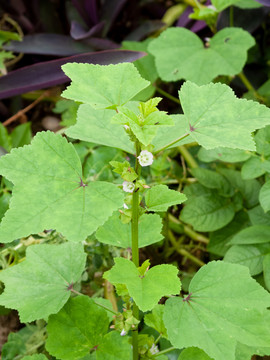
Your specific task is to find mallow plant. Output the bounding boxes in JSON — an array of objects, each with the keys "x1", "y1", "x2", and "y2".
[{"x1": 1, "y1": 62, "x2": 270, "y2": 360}]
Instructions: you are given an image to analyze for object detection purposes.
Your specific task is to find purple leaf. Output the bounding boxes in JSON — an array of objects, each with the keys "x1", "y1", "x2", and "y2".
[
  {"x1": 0, "y1": 50, "x2": 146, "y2": 100},
  {"x1": 190, "y1": 20, "x2": 207, "y2": 32},
  {"x1": 70, "y1": 21, "x2": 105, "y2": 40},
  {"x1": 83, "y1": 37, "x2": 119, "y2": 50},
  {"x1": 101, "y1": 0, "x2": 128, "y2": 35},
  {"x1": 71, "y1": 0, "x2": 92, "y2": 27},
  {"x1": 176, "y1": 7, "x2": 193, "y2": 27},
  {"x1": 124, "y1": 20, "x2": 165, "y2": 41},
  {"x1": 84, "y1": 0, "x2": 99, "y2": 24},
  {"x1": 3, "y1": 34, "x2": 94, "y2": 56},
  {"x1": 254, "y1": 0, "x2": 270, "y2": 5}
]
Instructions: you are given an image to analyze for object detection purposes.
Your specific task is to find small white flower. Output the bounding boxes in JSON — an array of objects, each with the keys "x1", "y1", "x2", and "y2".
[
  {"x1": 123, "y1": 203, "x2": 129, "y2": 209},
  {"x1": 207, "y1": 4, "x2": 217, "y2": 10},
  {"x1": 122, "y1": 181, "x2": 135, "y2": 193},
  {"x1": 137, "y1": 150, "x2": 154, "y2": 167},
  {"x1": 149, "y1": 344, "x2": 159, "y2": 355},
  {"x1": 120, "y1": 329, "x2": 127, "y2": 336},
  {"x1": 124, "y1": 125, "x2": 130, "y2": 130}
]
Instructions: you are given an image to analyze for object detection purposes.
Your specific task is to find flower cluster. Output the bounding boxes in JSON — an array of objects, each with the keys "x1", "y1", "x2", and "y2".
[{"x1": 122, "y1": 181, "x2": 135, "y2": 193}]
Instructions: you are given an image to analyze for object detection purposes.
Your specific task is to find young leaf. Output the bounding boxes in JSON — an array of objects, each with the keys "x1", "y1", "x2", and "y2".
[
  {"x1": 96, "y1": 212, "x2": 164, "y2": 248},
  {"x1": 144, "y1": 305, "x2": 168, "y2": 338},
  {"x1": 62, "y1": 62, "x2": 150, "y2": 109},
  {"x1": 241, "y1": 156, "x2": 266, "y2": 180},
  {"x1": 259, "y1": 180, "x2": 270, "y2": 212},
  {"x1": 65, "y1": 105, "x2": 134, "y2": 153},
  {"x1": 211, "y1": 0, "x2": 261, "y2": 11},
  {"x1": 163, "y1": 261, "x2": 270, "y2": 360},
  {"x1": 46, "y1": 296, "x2": 109, "y2": 360},
  {"x1": 148, "y1": 27, "x2": 254, "y2": 84},
  {"x1": 179, "y1": 81, "x2": 270, "y2": 151},
  {"x1": 145, "y1": 184, "x2": 186, "y2": 212},
  {"x1": 103, "y1": 257, "x2": 181, "y2": 312},
  {"x1": 0, "y1": 242, "x2": 86, "y2": 322},
  {"x1": 0, "y1": 131, "x2": 124, "y2": 243}
]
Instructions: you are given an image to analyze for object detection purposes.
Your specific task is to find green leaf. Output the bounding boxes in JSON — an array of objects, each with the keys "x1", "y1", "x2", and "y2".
[
  {"x1": 148, "y1": 27, "x2": 254, "y2": 85},
  {"x1": 0, "y1": 192, "x2": 11, "y2": 221},
  {"x1": 235, "y1": 343, "x2": 270, "y2": 360},
  {"x1": 0, "y1": 123, "x2": 11, "y2": 151},
  {"x1": 178, "y1": 347, "x2": 212, "y2": 360},
  {"x1": 255, "y1": 125, "x2": 270, "y2": 157},
  {"x1": 53, "y1": 99, "x2": 79, "y2": 127},
  {"x1": 46, "y1": 296, "x2": 109, "y2": 360},
  {"x1": 152, "y1": 114, "x2": 193, "y2": 151},
  {"x1": 219, "y1": 169, "x2": 260, "y2": 208},
  {"x1": 198, "y1": 147, "x2": 251, "y2": 163},
  {"x1": 93, "y1": 297, "x2": 115, "y2": 322},
  {"x1": 66, "y1": 105, "x2": 134, "y2": 153},
  {"x1": 0, "y1": 131, "x2": 124, "y2": 243},
  {"x1": 241, "y1": 156, "x2": 266, "y2": 180},
  {"x1": 190, "y1": 167, "x2": 232, "y2": 196},
  {"x1": 263, "y1": 253, "x2": 270, "y2": 291},
  {"x1": 144, "y1": 305, "x2": 168, "y2": 338},
  {"x1": 145, "y1": 185, "x2": 186, "y2": 212},
  {"x1": 94, "y1": 331, "x2": 131, "y2": 360},
  {"x1": 22, "y1": 356, "x2": 48, "y2": 360},
  {"x1": 122, "y1": 39, "x2": 158, "y2": 101},
  {"x1": 259, "y1": 180, "x2": 270, "y2": 212},
  {"x1": 208, "y1": 211, "x2": 250, "y2": 256},
  {"x1": 164, "y1": 261, "x2": 270, "y2": 360},
  {"x1": 179, "y1": 81, "x2": 270, "y2": 151},
  {"x1": 10, "y1": 122, "x2": 32, "y2": 148},
  {"x1": 248, "y1": 205, "x2": 270, "y2": 226},
  {"x1": 211, "y1": 0, "x2": 261, "y2": 11},
  {"x1": 1, "y1": 326, "x2": 36, "y2": 360},
  {"x1": 0, "y1": 242, "x2": 86, "y2": 322},
  {"x1": 110, "y1": 161, "x2": 137, "y2": 182},
  {"x1": 62, "y1": 62, "x2": 149, "y2": 109},
  {"x1": 180, "y1": 192, "x2": 235, "y2": 232},
  {"x1": 103, "y1": 257, "x2": 181, "y2": 312},
  {"x1": 224, "y1": 244, "x2": 270, "y2": 276},
  {"x1": 229, "y1": 225, "x2": 270, "y2": 245},
  {"x1": 96, "y1": 212, "x2": 163, "y2": 248}
]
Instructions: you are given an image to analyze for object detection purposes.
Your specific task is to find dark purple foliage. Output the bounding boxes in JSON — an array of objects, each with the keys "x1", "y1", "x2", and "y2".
[
  {"x1": 254, "y1": 0, "x2": 270, "y2": 5},
  {"x1": 0, "y1": 50, "x2": 146, "y2": 100}
]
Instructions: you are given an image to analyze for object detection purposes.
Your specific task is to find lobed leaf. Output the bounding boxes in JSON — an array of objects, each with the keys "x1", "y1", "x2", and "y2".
[
  {"x1": 164, "y1": 261, "x2": 270, "y2": 360},
  {"x1": 104, "y1": 257, "x2": 181, "y2": 312},
  {"x1": 62, "y1": 62, "x2": 150, "y2": 109},
  {"x1": 148, "y1": 27, "x2": 255, "y2": 84},
  {"x1": 0, "y1": 242, "x2": 86, "y2": 322},
  {"x1": 0, "y1": 131, "x2": 124, "y2": 243},
  {"x1": 179, "y1": 81, "x2": 270, "y2": 151}
]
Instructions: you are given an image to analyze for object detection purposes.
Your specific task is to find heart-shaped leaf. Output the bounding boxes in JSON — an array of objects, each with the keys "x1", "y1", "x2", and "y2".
[
  {"x1": 0, "y1": 131, "x2": 124, "y2": 243},
  {"x1": 164, "y1": 261, "x2": 270, "y2": 360},
  {"x1": 148, "y1": 27, "x2": 255, "y2": 84},
  {"x1": 103, "y1": 257, "x2": 181, "y2": 312},
  {"x1": 179, "y1": 81, "x2": 270, "y2": 151},
  {"x1": 62, "y1": 62, "x2": 150, "y2": 109},
  {"x1": 0, "y1": 242, "x2": 86, "y2": 322}
]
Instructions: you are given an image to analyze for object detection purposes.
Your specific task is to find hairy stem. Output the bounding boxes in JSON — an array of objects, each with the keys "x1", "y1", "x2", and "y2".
[{"x1": 131, "y1": 141, "x2": 141, "y2": 360}]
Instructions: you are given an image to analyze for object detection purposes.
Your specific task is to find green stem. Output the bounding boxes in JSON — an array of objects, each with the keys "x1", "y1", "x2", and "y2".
[
  {"x1": 168, "y1": 230, "x2": 205, "y2": 267},
  {"x1": 178, "y1": 145, "x2": 198, "y2": 168},
  {"x1": 131, "y1": 141, "x2": 141, "y2": 360},
  {"x1": 168, "y1": 214, "x2": 209, "y2": 244},
  {"x1": 155, "y1": 86, "x2": 180, "y2": 105},
  {"x1": 152, "y1": 347, "x2": 175, "y2": 357},
  {"x1": 238, "y1": 72, "x2": 265, "y2": 102},
  {"x1": 154, "y1": 133, "x2": 190, "y2": 154}
]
